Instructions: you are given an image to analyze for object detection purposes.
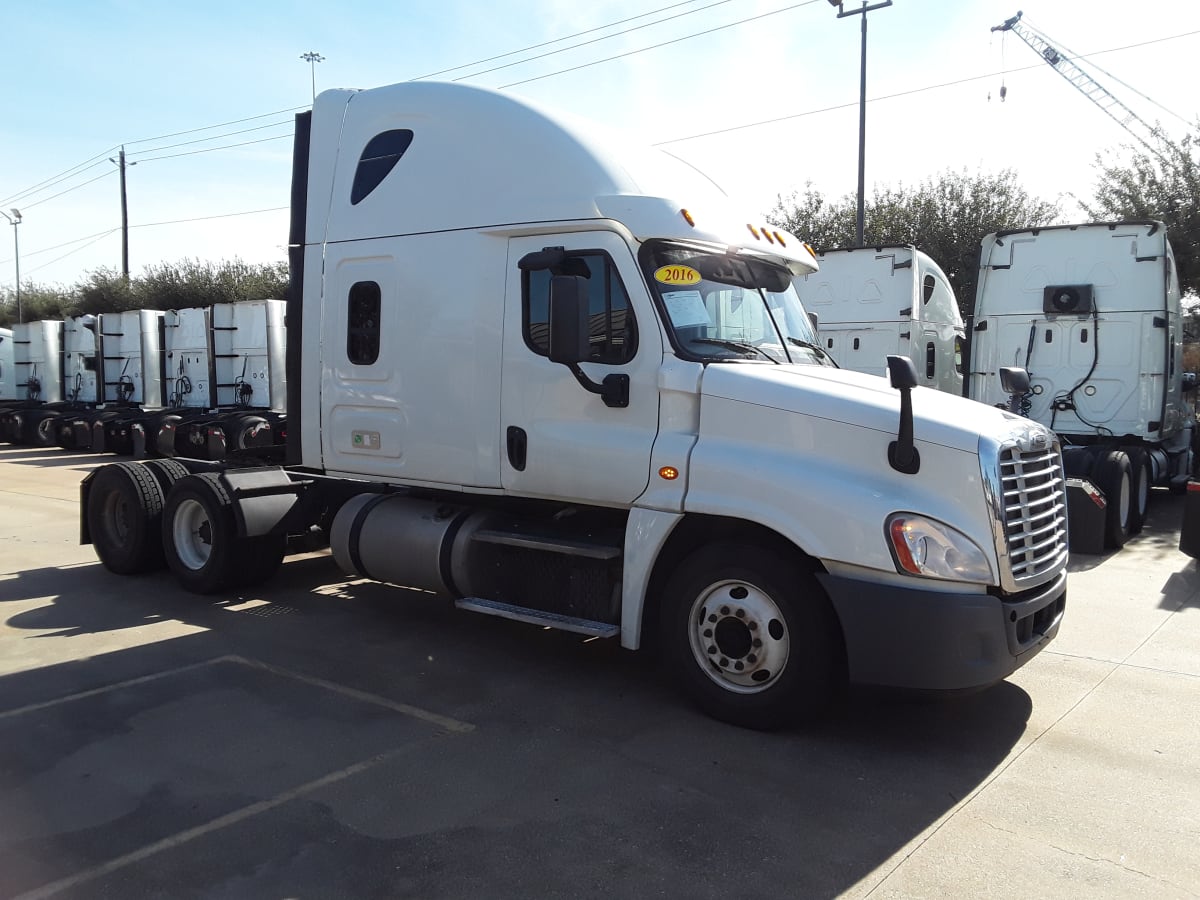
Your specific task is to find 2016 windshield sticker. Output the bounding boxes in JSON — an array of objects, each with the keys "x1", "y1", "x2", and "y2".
[{"x1": 654, "y1": 265, "x2": 701, "y2": 286}]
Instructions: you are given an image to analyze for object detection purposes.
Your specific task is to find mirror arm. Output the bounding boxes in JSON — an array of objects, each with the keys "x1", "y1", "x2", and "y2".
[{"x1": 566, "y1": 365, "x2": 629, "y2": 408}]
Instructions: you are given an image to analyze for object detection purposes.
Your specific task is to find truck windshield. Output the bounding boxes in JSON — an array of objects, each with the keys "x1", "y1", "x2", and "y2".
[{"x1": 640, "y1": 241, "x2": 831, "y2": 366}]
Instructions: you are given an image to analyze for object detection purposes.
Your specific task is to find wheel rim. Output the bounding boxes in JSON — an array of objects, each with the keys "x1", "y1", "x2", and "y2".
[
  {"x1": 688, "y1": 579, "x2": 790, "y2": 694},
  {"x1": 101, "y1": 490, "x2": 131, "y2": 544},
  {"x1": 172, "y1": 498, "x2": 213, "y2": 571},
  {"x1": 1118, "y1": 471, "x2": 1132, "y2": 529},
  {"x1": 1137, "y1": 462, "x2": 1151, "y2": 517}
]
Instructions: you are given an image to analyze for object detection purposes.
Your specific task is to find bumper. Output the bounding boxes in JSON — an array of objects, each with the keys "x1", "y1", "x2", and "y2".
[{"x1": 816, "y1": 569, "x2": 1066, "y2": 691}]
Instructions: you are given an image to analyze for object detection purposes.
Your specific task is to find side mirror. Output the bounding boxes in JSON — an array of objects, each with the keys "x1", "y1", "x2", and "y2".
[
  {"x1": 886, "y1": 355, "x2": 920, "y2": 474},
  {"x1": 548, "y1": 275, "x2": 590, "y2": 365},
  {"x1": 999, "y1": 366, "x2": 1031, "y2": 416},
  {"x1": 546, "y1": 274, "x2": 629, "y2": 408},
  {"x1": 999, "y1": 366, "x2": 1031, "y2": 395},
  {"x1": 808, "y1": 311, "x2": 819, "y2": 333}
]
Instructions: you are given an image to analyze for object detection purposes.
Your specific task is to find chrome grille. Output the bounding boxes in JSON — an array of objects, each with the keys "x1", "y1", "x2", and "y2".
[{"x1": 999, "y1": 445, "x2": 1069, "y2": 583}]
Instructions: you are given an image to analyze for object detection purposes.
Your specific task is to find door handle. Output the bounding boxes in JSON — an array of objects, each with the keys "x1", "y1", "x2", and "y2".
[{"x1": 507, "y1": 426, "x2": 527, "y2": 471}]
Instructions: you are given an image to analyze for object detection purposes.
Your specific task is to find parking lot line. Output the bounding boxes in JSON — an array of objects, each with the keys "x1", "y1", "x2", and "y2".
[
  {"x1": 10, "y1": 744, "x2": 420, "y2": 900},
  {"x1": 4, "y1": 653, "x2": 476, "y2": 900},
  {"x1": 231, "y1": 655, "x2": 476, "y2": 733},
  {"x1": 0, "y1": 653, "x2": 475, "y2": 733}
]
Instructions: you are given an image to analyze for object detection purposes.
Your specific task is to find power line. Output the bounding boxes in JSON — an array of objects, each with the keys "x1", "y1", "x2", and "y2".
[
  {"x1": 20, "y1": 169, "x2": 117, "y2": 211},
  {"x1": 24, "y1": 229, "x2": 120, "y2": 276},
  {"x1": 135, "y1": 134, "x2": 294, "y2": 164},
  {"x1": 1, "y1": 156, "x2": 113, "y2": 207},
  {"x1": 127, "y1": 119, "x2": 297, "y2": 159},
  {"x1": 122, "y1": 104, "x2": 310, "y2": 148},
  {"x1": 498, "y1": 0, "x2": 822, "y2": 89},
  {"x1": 414, "y1": 0, "x2": 710, "y2": 79},
  {"x1": 129, "y1": 206, "x2": 288, "y2": 229},
  {"x1": 2, "y1": 206, "x2": 290, "y2": 271},
  {"x1": 8, "y1": 226, "x2": 124, "y2": 261},
  {"x1": 655, "y1": 28, "x2": 1200, "y2": 145},
  {"x1": 448, "y1": 0, "x2": 739, "y2": 82}
]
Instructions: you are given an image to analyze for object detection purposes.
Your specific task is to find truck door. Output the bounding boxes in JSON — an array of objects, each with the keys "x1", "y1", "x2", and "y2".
[{"x1": 501, "y1": 233, "x2": 661, "y2": 505}]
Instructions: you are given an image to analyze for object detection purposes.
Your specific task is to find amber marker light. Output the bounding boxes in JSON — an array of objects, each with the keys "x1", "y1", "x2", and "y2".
[
  {"x1": 680, "y1": 208, "x2": 696, "y2": 227},
  {"x1": 889, "y1": 518, "x2": 920, "y2": 574},
  {"x1": 773, "y1": 231, "x2": 787, "y2": 246},
  {"x1": 658, "y1": 466, "x2": 680, "y2": 480}
]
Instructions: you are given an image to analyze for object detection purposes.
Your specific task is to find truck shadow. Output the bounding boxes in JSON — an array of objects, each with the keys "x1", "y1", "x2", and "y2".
[{"x1": 0, "y1": 554, "x2": 1034, "y2": 898}]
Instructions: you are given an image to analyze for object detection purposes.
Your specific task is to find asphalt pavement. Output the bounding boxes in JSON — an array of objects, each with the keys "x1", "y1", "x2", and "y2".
[{"x1": 0, "y1": 444, "x2": 1197, "y2": 899}]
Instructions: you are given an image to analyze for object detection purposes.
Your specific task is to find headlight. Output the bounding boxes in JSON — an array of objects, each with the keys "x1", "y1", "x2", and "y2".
[{"x1": 886, "y1": 514, "x2": 993, "y2": 583}]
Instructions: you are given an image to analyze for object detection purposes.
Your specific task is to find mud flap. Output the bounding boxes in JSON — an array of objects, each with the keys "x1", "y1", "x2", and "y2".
[
  {"x1": 1067, "y1": 477, "x2": 1106, "y2": 555},
  {"x1": 1179, "y1": 480, "x2": 1200, "y2": 558}
]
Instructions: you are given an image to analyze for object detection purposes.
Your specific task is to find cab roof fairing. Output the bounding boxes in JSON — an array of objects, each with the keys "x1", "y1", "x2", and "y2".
[{"x1": 304, "y1": 80, "x2": 809, "y2": 271}]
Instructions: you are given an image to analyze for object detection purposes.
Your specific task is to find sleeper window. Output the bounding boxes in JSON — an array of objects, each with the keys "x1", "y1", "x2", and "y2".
[{"x1": 347, "y1": 281, "x2": 381, "y2": 365}]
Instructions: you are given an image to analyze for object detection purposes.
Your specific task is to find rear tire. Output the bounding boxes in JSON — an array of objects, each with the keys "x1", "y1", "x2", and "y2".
[
  {"x1": 1126, "y1": 447, "x2": 1152, "y2": 534},
  {"x1": 1095, "y1": 450, "x2": 1133, "y2": 549},
  {"x1": 27, "y1": 411, "x2": 62, "y2": 447},
  {"x1": 87, "y1": 462, "x2": 167, "y2": 574},
  {"x1": 660, "y1": 542, "x2": 839, "y2": 731},
  {"x1": 163, "y1": 473, "x2": 285, "y2": 594}
]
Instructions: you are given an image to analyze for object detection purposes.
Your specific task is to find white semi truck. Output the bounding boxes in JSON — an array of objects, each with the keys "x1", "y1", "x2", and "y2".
[
  {"x1": 968, "y1": 221, "x2": 1192, "y2": 551},
  {"x1": 0, "y1": 327, "x2": 14, "y2": 402},
  {"x1": 794, "y1": 245, "x2": 965, "y2": 393},
  {"x1": 0, "y1": 319, "x2": 65, "y2": 444},
  {"x1": 74, "y1": 301, "x2": 287, "y2": 459},
  {"x1": 80, "y1": 82, "x2": 1068, "y2": 729}
]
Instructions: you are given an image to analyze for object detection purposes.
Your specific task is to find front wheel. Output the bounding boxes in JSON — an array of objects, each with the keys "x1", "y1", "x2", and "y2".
[{"x1": 660, "y1": 543, "x2": 840, "y2": 731}]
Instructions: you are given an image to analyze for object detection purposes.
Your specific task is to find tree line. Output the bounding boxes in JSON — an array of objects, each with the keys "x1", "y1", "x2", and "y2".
[
  {"x1": 0, "y1": 259, "x2": 287, "y2": 328},
  {"x1": 0, "y1": 129, "x2": 1196, "y2": 330},
  {"x1": 769, "y1": 129, "x2": 1199, "y2": 315}
]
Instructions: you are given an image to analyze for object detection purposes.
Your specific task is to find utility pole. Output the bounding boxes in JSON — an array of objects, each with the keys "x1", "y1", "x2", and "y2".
[
  {"x1": 117, "y1": 147, "x2": 129, "y2": 279},
  {"x1": 0, "y1": 208, "x2": 20, "y2": 324},
  {"x1": 829, "y1": 0, "x2": 893, "y2": 246},
  {"x1": 300, "y1": 51, "x2": 325, "y2": 103}
]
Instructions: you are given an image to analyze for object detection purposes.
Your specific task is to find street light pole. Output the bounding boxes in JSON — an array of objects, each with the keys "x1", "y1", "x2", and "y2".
[
  {"x1": 830, "y1": 0, "x2": 893, "y2": 246},
  {"x1": 0, "y1": 208, "x2": 20, "y2": 324},
  {"x1": 300, "y1": 51, "x2": 325, "y2": 103}
]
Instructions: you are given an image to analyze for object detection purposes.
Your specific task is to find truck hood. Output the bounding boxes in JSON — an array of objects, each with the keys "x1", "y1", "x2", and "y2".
[{"x1": 700, "y1": 363, "x2": 1021, "y2": 454}]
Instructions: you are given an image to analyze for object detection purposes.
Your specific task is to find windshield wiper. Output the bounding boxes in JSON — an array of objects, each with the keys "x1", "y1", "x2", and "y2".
[
  {"x1": 689, "y1": 337, "x2": 780, "y2": 363},
  {"x1": 786, "y1": 337, "x2": 839, "y2": 367}
]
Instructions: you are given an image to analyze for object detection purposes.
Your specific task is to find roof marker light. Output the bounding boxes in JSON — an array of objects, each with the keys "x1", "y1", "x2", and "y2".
[
  {"x1": 773, "y1": 231, "x2": 787, "y2": 246},
  {"x1": 680, "y1": 208, "x2": 695, "y2": 227},
  {"x1": 747, "y1": 224, "x2": 761, "y2": 240},
  {"x1": 763, "y1": 229, "x2": 776, "y2": 245}
]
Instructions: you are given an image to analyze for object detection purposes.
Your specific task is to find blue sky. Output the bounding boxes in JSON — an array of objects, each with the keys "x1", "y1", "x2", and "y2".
[{"x1": 1, "y1": 0, "x2": 1196, "y2": 292}]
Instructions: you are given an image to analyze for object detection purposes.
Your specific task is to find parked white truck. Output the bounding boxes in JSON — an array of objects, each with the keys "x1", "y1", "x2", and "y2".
[
  {"x1": 80, "y1": 82, "x2": 1067, "y2": 729},
  {"x1": 0, "y1": 319, "x2": 65, "y2": 444},
  {"x1": 795, "y1": 245, "x2": 965, "y2": 394},
  {"x1": 968, "y1": 221, "x2": 1192, "y2": 550},
  {"x1": 0, "y1": 327, "x2": 13, "y2": 402}
]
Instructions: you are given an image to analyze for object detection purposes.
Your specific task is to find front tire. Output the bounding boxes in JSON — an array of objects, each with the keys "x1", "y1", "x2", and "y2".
[{"x1": 660, "y1": 543, "x2": 840, "y2": 731}]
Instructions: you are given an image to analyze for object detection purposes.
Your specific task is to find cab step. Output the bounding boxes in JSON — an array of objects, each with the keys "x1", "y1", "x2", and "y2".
[{"x1": 455, "y1": 597, "x2": 620, "y2": 638}]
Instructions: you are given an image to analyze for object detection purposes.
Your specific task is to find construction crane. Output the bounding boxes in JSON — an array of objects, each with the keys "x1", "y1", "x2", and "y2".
[{"x1": 991, "y1": 11, "x2": 1163, "y2": 158}]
